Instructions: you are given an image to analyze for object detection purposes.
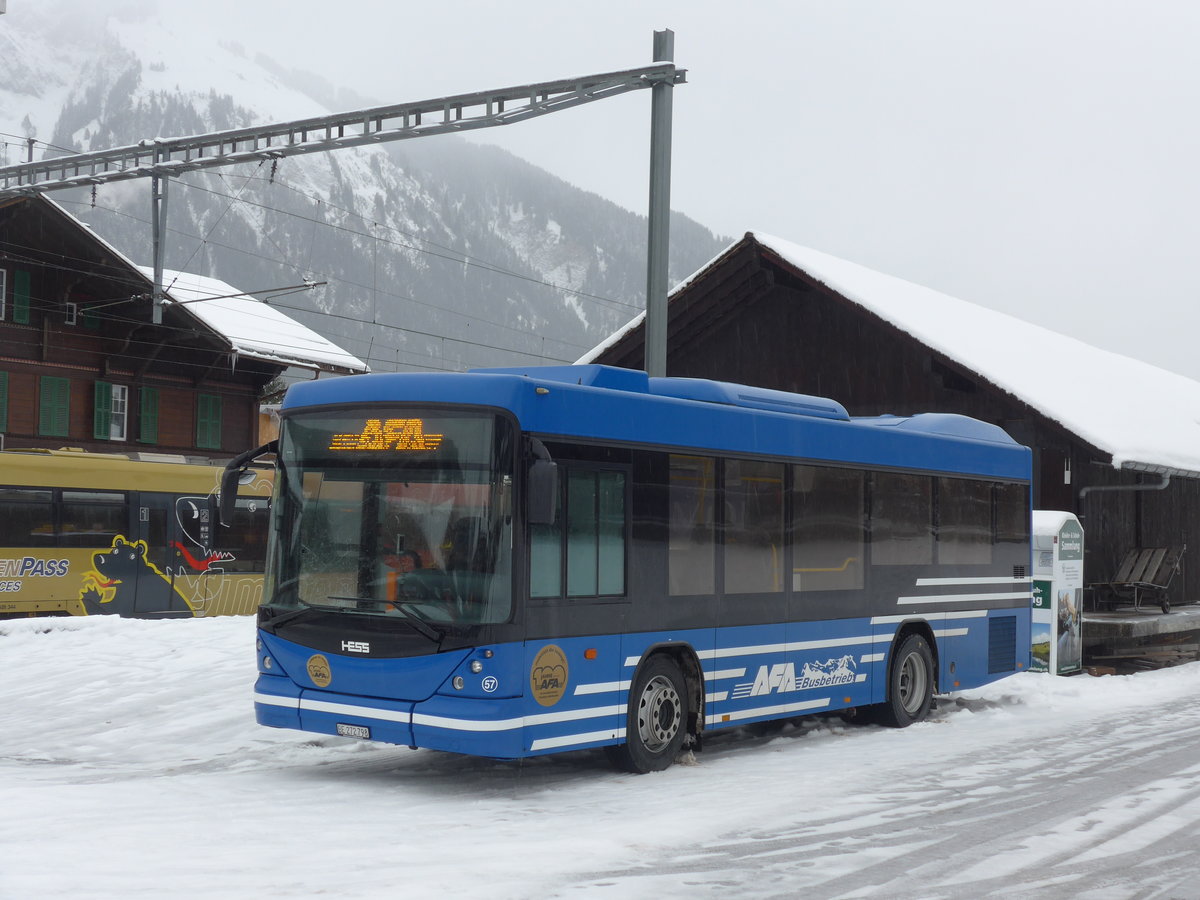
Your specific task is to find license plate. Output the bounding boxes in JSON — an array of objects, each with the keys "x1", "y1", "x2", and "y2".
[{"x1": 336, "y1": 723, "x2": 371, "y2": 739}]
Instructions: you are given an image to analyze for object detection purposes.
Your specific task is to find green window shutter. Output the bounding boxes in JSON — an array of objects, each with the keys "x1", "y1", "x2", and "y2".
[
  {"x1": 93, "y1": 381, "x2": 113, "y2": 440},
  {"x1": 81, "y1": 307, "x2": 100, "y2": 329},
  {"x1": 13, "y1": 270, "x2": 31, "y2": 325},
  {"x1": 0, "y1": 372, "x2": 8, "y2": 432},
  {"x1": 39, "y1": 376, "x2": 70, "y2": 437},
  {"x1": 196, "y1": 393, "x2": 222, "y2": 449},
  {"x1": 139, "y1": 387, "x2": 159, "y2": 444}
]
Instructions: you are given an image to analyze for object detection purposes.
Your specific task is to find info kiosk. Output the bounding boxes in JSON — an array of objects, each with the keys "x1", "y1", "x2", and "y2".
[{"x1": 1031, "y1": 511, "x2": 1084, "y2": 675}]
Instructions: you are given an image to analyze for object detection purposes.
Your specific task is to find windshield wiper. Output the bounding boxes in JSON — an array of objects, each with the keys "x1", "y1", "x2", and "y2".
[
  {"x1": 392, "y1": 602, "x2": 444, "y2": 643},
  {"x1": 260, "y1": 604, "x2": 323, "y2": 630},
  {"x1": 324, "y1": 596, "x2": 444, "y2": 643}
]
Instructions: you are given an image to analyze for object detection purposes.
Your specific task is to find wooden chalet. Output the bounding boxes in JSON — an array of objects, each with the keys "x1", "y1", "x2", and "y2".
[
  {"x1": 588, "y1": 232, "x2": 1200, "y2": 615},
  {"x1": 0, "y1": 194, "x2": 366, "y2": 459}
]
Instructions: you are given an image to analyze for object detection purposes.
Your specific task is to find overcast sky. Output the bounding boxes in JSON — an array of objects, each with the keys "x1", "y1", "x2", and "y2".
[{"x1": 24, "y1": 1, "x2": 1200, "y2": 380}]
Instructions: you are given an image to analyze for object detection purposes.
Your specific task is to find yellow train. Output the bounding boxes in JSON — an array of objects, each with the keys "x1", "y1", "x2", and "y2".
[{"x1": 0, "y1": 449, "x2": 270, "y2": 618}]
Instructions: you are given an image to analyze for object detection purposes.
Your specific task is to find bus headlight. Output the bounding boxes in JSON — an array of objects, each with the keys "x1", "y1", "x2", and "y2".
[
  {"x1": 470, "y1": 660, "x2": 483, "y2": 674},
  {"x1": 453, "y1": 676, "x2": 465, "y2": 690},
  {"x1": 263, "y1": 656, "x2": 274, "y2": 670}
]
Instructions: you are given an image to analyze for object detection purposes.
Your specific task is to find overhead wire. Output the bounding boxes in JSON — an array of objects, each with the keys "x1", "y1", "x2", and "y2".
[{"x1": 46, "y1": 197, "x2": 602, "y2": 355}]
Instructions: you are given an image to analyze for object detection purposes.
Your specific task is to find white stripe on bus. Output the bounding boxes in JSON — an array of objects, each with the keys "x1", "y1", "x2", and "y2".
[
  {"x1": 916, "y1": 576, "x2": 1032, "y2": 586},
  {"x1": 573, "y1": 681, "x2": 632, "y2": 696},
  {"x1": 897, "y1": 591, "x2": 1031, "y2": 605},
  {"x1": 705, "y1": 697, "x2": 831, "y2": 724},
  {"x1": 872, "y1": 609, "x2": 988, "y2": 624},
  {"x1": 530, "y1": 728, "x2": 625, "y2": 752}
]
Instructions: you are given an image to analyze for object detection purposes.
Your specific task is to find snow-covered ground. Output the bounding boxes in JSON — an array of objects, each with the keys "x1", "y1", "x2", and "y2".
[{"x1": 5, "y1": 615, "x2": 1200, "y2": 899}]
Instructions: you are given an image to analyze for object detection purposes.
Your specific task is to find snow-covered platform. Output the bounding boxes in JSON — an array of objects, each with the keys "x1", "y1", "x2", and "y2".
[{"x1": 1083, "y1": 605, "x2": 1200, "y2": 666}]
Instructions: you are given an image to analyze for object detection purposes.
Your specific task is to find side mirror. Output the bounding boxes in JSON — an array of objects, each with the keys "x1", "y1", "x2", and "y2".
[
  {"x1": 528, "y1": 458, "x2": 558, "y2": 525},
  {"x1": 218, "y1": 465, "x2": 243, "y2": 526},
  {"x1": 218, "y1": 439, "x2": 277, "y2": 526}
]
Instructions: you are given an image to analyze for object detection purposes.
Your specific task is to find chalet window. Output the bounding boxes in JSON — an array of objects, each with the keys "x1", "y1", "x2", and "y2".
[
  {"x1": 0, "y1": 269, "x2": 6, "y2": 320},
  {"x1": 196, "y1": 393, "x2": 222, "y2": 449},
  {"x1": 65, "y1": 302, "x2": 77, "y2": 325},
  {"x1": 139, "y1": 387, "x2": 159, "y2": 444},
  {"x1": 12, "y1": 270, "x2": 31, "y2": 325},
  {"x1": 0, "y1": 372, "x2": 8, "y2": 432},
  {"x1": 38, "y1": 376, "x2": 70, "y2": 437},
  {"x1": 94, "y1": 382, "x2": 128, "y2": 441}
]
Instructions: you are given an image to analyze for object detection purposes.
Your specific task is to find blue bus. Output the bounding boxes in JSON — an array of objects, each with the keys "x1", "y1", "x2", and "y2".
[{"x1": 227, "y1": 365, "x2": 1031, "y2": 773}]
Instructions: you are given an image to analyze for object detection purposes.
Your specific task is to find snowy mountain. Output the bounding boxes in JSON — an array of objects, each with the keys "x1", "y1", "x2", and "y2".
[{"x1": 0, "y1": 2, "x2": 728, "y2": 377}]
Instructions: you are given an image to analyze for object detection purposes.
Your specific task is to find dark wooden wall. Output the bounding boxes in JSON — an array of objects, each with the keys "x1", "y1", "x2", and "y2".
[{"x1": 595, "y1": 240, "x2": 1197, "y2": 606}]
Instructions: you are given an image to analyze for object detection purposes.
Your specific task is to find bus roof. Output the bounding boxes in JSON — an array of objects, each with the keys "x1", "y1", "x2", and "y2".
[{"x1": 282, "y1": 365, "x2": 1029, "y2": 480}]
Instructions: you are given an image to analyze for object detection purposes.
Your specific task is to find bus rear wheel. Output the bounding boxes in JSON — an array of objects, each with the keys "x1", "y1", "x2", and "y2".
[
  {"x1": 877, "y1": 634, "x2": 934, "y2": 728},
  {"x1": 607, "y1": 655, "x2": 688, "y2": 774}
]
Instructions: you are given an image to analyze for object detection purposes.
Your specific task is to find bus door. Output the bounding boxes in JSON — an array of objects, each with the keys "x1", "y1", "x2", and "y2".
[{"x1": 131, "y1": 492, "x2": 190, "y2": 616}]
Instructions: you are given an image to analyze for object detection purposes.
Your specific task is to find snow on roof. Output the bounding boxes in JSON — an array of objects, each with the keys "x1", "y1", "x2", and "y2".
[
  {"x1": 580, "y1": 232, "x2": 1200, "y2": 477},
  {"x1": 136, "y1": 267, "x2": 368, "y2": 375}
]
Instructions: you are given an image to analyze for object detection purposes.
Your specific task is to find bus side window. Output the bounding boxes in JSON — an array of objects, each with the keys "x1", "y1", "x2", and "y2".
[
  {"x1": 0, "y1": 488, "x2": 54, "y2": 548},
  {"x1": 530, "y1": 466, "x2": 626, "y2": 599},
  {"x1": 995, "y1": 482, "x2": 1031, "y2": 547},
  {"x1": 668, "y1": 454, "x2": 715, "y2": 596},
  {"x1": 793, "y1": 465, "x2": 865, "y2": 591},
  {"x1": 724, "y1": 459, "x2": 784, "y2": 594},
  {"x1": 937, "y1": 477, "x2": 993, "y2": 565},
  {"x1": 870, "y1": 472, "x2": 933, "y2": 566}
]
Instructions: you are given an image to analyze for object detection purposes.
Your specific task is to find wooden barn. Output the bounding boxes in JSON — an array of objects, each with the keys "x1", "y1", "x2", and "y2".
[
  {"x1": 0, "y1": 194, "x2": 366, "y2": 459},
  {"x1": 587, "y1": 232, "x2": 1200, "y2": 617}
]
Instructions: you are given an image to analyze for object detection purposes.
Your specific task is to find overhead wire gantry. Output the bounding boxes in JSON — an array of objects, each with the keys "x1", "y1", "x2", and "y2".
[{"x1": 0, "y1": 33, "x2": 684, "y2": 374}]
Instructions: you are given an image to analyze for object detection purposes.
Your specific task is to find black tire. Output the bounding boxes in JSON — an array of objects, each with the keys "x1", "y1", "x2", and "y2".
[
  {"x1": 876, "y1": 634, "x2": 935, "y2": 728},
  {"x1": 606, "y1": 655, "x2": 688, "y2": 774}
]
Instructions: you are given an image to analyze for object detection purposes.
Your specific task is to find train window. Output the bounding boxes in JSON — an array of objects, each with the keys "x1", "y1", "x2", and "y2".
[
  {"x1": 871, "y1": 472, "x2": 933, "y2": 565},
  {"x1": 724, "y1": 459, "x2": 784, "y2": 593},
  {"x1": 60, "y1": 490, "x2": 127, "y2": 548},
  {"x1": 219, "y1": 498, "x2": 271, "y2": 573},
  {"x1": 793, "y1": 465, "x2": 865, "y2": 591},
  {"x1": 0, "y1": 488, "x2": 54, "y2": 548},
  {"x1": 938, "y1": 477, "x2": 993, "y2": 565}
]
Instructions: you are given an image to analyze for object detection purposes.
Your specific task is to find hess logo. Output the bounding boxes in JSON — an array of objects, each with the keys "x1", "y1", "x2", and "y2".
[{"x1": 341, "y1": 640, "x2": 370, "y2": 654}]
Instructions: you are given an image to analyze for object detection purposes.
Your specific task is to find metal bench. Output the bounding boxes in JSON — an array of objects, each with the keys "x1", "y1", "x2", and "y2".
[{"x1": 1090, "y1": 546, "x2": 1186, "y2": 613}]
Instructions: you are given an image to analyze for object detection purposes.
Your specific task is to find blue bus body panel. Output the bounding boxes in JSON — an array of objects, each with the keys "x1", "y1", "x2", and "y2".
[
  {"x1": 281, "y1": 367, "x2": 1030, "y2": 480},
  {"x1": 255, "y1": 607, "x2": 1030, "y2": 760},
  {"x1": 265, "y1": 365, "x2": 1033, "y2": 761}
]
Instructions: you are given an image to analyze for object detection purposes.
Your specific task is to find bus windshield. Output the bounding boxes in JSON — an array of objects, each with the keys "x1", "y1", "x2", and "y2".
[{"x1": 266, "y1": 409, "x2": 515, "y2": 630}]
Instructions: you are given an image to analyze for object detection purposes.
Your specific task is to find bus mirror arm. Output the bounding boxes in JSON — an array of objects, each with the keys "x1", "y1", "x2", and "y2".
[
  {"x1": 219, "y1": 439, "x2": 278, "y2": 527},
  {"x1": 527, "y1": 439, "x2": 558, "y2": 526}
]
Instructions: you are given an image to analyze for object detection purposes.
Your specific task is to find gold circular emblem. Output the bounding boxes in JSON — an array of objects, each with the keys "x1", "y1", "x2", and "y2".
[
  {"x1": 306, "y1": 654, "x2": 332, "y2": 688},
  {"x1": 530, "y1": 644, "x2": 568, "y2": 707}
]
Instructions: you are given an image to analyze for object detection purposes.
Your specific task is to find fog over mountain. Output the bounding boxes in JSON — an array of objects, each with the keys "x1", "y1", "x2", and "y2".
[{"x1": 0, "y1": 3, "x2": 727, "y2": 377}]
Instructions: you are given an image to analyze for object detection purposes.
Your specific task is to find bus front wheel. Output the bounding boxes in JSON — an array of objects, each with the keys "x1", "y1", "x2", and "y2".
[
  {"x1": 607, "y1": 655, "x2": 688, "y2": 774},
  {"x1": 877, "y1": 634, "x2": 934, "y2": 728}
]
